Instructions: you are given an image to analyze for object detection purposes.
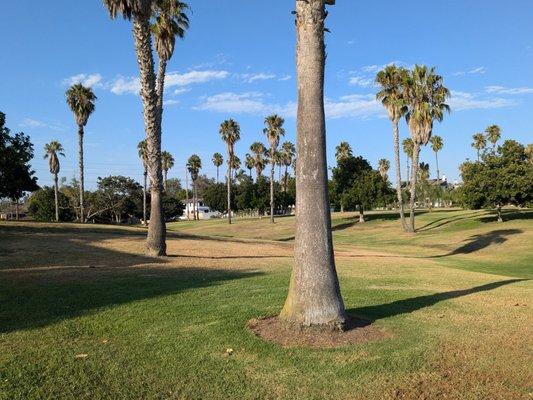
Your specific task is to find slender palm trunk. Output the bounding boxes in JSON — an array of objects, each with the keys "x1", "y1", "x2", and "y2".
[
  {"x1": 78, "y1": 125, "x2": 85, "y2": 223},
  {"x1": 133, "y1": 15, "x2": 166, "y2": 256},
  {"x1": 143, "y1": 169, "x2": 148, "y2": 226},
  {"x1": 270, "y1": 163, "x2": 275, "y2": 223},
  {"x1": 435, "y1": 151, "x2": 440, "y2": 180},
  {"x1": 284, "y1": 165, "x2": 289, "y2": 192},
  {"x1": 406, "y1": 160, "x2": 410, "y2": 184},
  {"x1": 280, "y1": 0, "x2": 346, "y2": 328},
  {"x1": 216, "y1": 166, "x2": 219, "y2": 184},
  {"x1": 185, "y1": 171, "x2": 190, "y2": 220},
  {"x1": 392, "y1": 120, "x2": 407, "y2": 231},
  {"x1": 408, "y1": 143, "x2": 421, "y2": 232},
  {"x1": 227, "y1": 164, "x2": 232, "y2": 224},
  {"x1": 477, "y1": 149, "x2": 480, "y2": 162},
  {"x1": 163, "y1": 169, "x2": 168, "y2": 192},
  {"x1": 54, "y1": 173, "x2": 59, "y2": 222},
  {"x1": 194, "y1": 180, "x2": 198, "y2": 220},
  {"x1": 359, "y1": 205, "x2": 365, "y2": 223}
]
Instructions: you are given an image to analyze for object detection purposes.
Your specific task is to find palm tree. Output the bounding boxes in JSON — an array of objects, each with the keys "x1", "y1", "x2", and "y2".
[
  {"x1": 402, "y1": 137, "x2": 414, "y2": 180},
  {"x1": 281, "y1": 141, "x2": 296, "y2": 191},
  {"x1": 335, "y1": 141, "x2": 352, "y2": 163},
  {"x1": 219, "y1": 119, "x2": 240, "y2": 224},
  {"x1": 152, "y1": 0, "x2": 189, "y2": 123},
  {"x1": 472, "y1": 132, "x2": 487, "y2": 161},
  {"x1": 376, "y1": 64, "x2": 409, "y2": 231},
  {"x1": 526, "y1": 143, "x2": 533, "y2": 165},
  {"x1": 263, "y1": 114, "x2": 285, "y2": 223},
  {"x1": 245, "y1": 154, "x2": 254, "y2": 178},
  {"x1": 161, "y1": 150, "x2": 174, "y2": 191},
  {"x1": 230, "y1": 154, "x2": 241, "y2": 180},
  {"x1": 212, "y1": 152, "x2": 223, "y2": 183},
  {"x1": 103, "y1": 0, "x2": 167, "y2": 256},
  {"x1": 186, "y1": 154, "x2": 201, "y2": 220},
  {"x1": 280, "y1": 0, "x2": 346, "y2": 329},
  {"x1": 44, "y1": 141, "x2": 65, "y2": 222},
  {"x1": 250, "y1": 141, "x2": 267, "y2": 181},
  {"x1": 429, "y1": 135, "x2": 443, "y2": 180},
  {"x1": 65, "y1": 83, "x2": 96, "y2": 223},
  {"x1": 404, "y1": 65, "x2": 450, "y2": 232},
  {"x1": 485, "y1": 124, "x2": 501, "y2": 152},
  {"x1": 378, "y1": 158, "x2": 390, "y2": 181},
  {"x1": 137, "y1": 140, "x2": 149, "y2": 226}
]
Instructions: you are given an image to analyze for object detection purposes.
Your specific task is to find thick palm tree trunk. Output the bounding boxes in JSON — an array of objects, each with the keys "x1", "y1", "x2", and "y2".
[
  {"x1": 270, "y1": 163, "x2": 275, "y2": 223},
  {"x1": 143, "y1": 169, "x2": 147, "y2": 226},
  {"x1": 78, "y1": 125, "x2": 85, "y2": 223},
  {"x1": 280, "y1": 0, "x2": 346, "y2": 328},
  {"x1": 133, "y1": 16, "x2": 166, "y2": 256},
  {"x1": 227, "y1": 165, "x2": 232, "y2": 224},
  {"x1": 54, "y1": 173, "x2": 59, "y2": 222},
  {"x1": 408, "y1": 143, "x2": 421, "y2": 232},
  {"x1": 392, "y1": 121, "x2": 407, "y2": 231}
]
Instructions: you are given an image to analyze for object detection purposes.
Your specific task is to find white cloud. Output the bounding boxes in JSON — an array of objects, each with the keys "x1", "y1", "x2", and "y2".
[
  {"x1": 325, "y1": 94, "x2": 383, "y2": 119},
  {"x1": 453, "y1": 66, "x2": 487, "y2": 76},
  {"x1": 449, "y1": 90, "x2": 516, "y2": 111},
  {"x1": 485, "y1": 85, "x2": 533, "y2": 95},
  {"x1": 107, "y1": 70, "x2": 228, "y2": 95},
  {"x1": 163, "y1": 99, "x2": 180, "y2": 106},
  {"x1": 63, "y1": 73, "x2": 103, "y2": 87},
  {"x1": 239, "y1": 73, "x2": 277, "y2": 83},
  {"x1": 278, "y1": 75, "x2": 292, "y2": 81},
  {"x1": 348, "y1": 75, "x2": 374, "y2": 88},
  {"x1": 19, "y1": 118, "x2": 47, "y2": 128},
  {"x1": 194, "y1": 92, "x2": 295, "y2": 117},
  {"x1": 173, "y1": 88, "x2": 191, "y2": 95}
]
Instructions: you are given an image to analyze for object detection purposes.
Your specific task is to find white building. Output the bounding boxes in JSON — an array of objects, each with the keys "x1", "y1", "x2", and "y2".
[{"x1": 180, "y1": 199, "x2": 221, "y2": 220}]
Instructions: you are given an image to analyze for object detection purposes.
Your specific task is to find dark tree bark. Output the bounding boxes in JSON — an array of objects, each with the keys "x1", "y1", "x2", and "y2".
[
  {"x1": 54, "y1": 173, "x2": 59, "y2": 222},
  {"x1": 143, "y1": 168, "x2": 148, "y2": 226},
  {"x1": 280, "y1": 0, "x2": 347, "y2": 329},
  {"x1": 392, "y1": 120, "x2": 407, "y2": 231},
  {"x1": 78, "y1": 125, "x2": 85, "y2": 223},
  {"x1": 408, "y1": 143, "x2": 421, "y2": 232},
  {"x1": 270, "y1": 163, "x2": 275, "y2": 223}
]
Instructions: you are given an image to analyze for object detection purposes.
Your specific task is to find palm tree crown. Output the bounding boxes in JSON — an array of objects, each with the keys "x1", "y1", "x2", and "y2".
[
  {"x1": 378, "y1": 158, "x2": 390, "y2": 180},
  {"x1": 402, "y1": 137, "x2": 414, "y2": 160},
  {"x1": 212, "y1": 152, "x2": 223, "y2": 168},
  {"x1": 485, "y1": 124, "x2": 501, "y2": 149},
  {"x1": 161, "y1": 151, "x2": 175, "y2": 172},
  {"x1": 430, "y1": 135, "x2": 443, "y2": 153},
  {"x1": 263, "y1": 114, "x2": 285, "y2": 161},
  {"x1": 335, "y1": 141, "x2": 352, "y2": 162},
  {"x1": 44, "y1": 141, "x2": 65, "y2": 175},
  {"x1": 103, "y1": 0, "x2": 152, "y2": 19},
  {"x1": 472, "y1": 132, "x2": 487, "y2": 155},
  {"x1": 245, "y1": 154, "x2": 255, "y2": 172},
  {"x1": 376, "y1": 64, "x2": 409, "y2": 122},
  {"x1": 65, "y1": 84, "x2": 97, "y2": 127},
  {"x1": 219, "y1": 119, "x2": 241, "y2": 156},
  {"x1": 151, "y1": 0, "x2": 189, "y2": 62},
  {"x1": 137, "y1": 139, "x2": 149, "y2": 168},
  {"x1": 281, "y1": 141, "x2": 296, "y2": 167},
  {"x1": 186, "y1": 154, "x2": 201, "y2": 180}
]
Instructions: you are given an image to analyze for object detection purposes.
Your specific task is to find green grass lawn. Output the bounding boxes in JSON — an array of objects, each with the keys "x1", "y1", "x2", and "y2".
[{"x1": 1, "y1": 209, "x2": 532, "y2": 399}]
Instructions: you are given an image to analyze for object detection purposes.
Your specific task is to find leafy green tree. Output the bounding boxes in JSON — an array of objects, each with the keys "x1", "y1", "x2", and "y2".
[
  {"x1": 376, "y1": 64, "x2": 409, "y2": 230},
  {"x1": 430, "y1": 135, "x2": 443, "y2": 179},
  {"x1": 219, "y1": 119, "x2": 240, "y2": 223},
  {"x1": 471, "y1": 132, "x2": 487, "y2": 161},
  {"x1": 331, "y1": 153, "x2": 372, "y2": 212},
  {"x1": 43, "y1": 141, "x2": 65, "y2": 222},
  {"x1": 212, "y1": 152, "x2": 223, "y2": 183},
  {"x1": 161, "y1": 194, "x2": 184, "y2": 220},
  {"x1": 343, "y1": 170, "x2": 393, "y2": 222},
  {"x1": 0, "y1": 112, "x2": 39, "y2": 218},
  {"x1": 526, "y1": 144, "x2": 533, "y2": 165},
  {"x1": 263, "y1": 114, "x2": 285, "y2": 223},
  {"x1": 96, "y1": 175, "x2": 143, "y2": 223},
  {"x1": 66, "y1": 83, "x2": 96, "y2": 222},
  {"x1": 250, "y1": 141, "x2": 267, "y2": 181},
  {"x1": 460, "y1": 139, "x2": 533, "y2": 221},
  {"x1": 203, "y1": 182, "x2": 228, "y2": 213},
  {"x1": 404, "y1": 65, "x2": 450, "y2": 231},
  {"x1": 28, "y1": 187, "x2": 74, "y2": 222}
]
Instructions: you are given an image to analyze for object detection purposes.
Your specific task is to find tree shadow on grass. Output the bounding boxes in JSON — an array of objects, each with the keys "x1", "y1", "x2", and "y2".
[
  {"x1": 347, "y1": 279, "x2": 526, "y2": 323},
  {"x1": 416, "y1": 211, "x2": 483, "y2": 232},
  {"x1": 431, "y1": 229, "x2": 523, "y2": 258},
  {"x1": 0, "y1": 224, "x2": 262, "y2": 334},
  {"x1": 478, "y1": 209, "x2": 533, "y2": 223}
]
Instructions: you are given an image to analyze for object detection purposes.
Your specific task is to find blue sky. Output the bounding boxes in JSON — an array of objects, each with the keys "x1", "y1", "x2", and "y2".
[{"x1": 1, "y1": 0, "x2": 532, "y2": 189}]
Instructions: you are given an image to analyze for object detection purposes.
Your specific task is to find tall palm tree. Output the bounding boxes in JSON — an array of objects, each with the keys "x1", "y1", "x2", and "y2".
[
  {"x1": 378, "y1": 158, "x2": 390, "y2": 181},
  {"x1": 65, "y1": 83, "x2": 96, "y2": 223},
  {"x1": 281, "y1": 141, "x2": 296, "y2": 191},
  {"x1": 44, "y1": 141, "x2": 65, "y2": 222},
  {"x1": 137, "y1": 139, "x2": 149, "y2": 226},
  {"x1": 212, "y1": 152, "x2": 223, "y2": 183},
  {"x1": 376, "y1": 64, "x2": 409, "y2": 230},
  {"x1": 230, "y1": 154, "x2": 241, "y2": 180},
  {"x1": 402, "y1": 137, "x2": 414, "y2": 180},
  {"x1": 429, "y1": 135, "x2": 443, "y2": 180},
  {"x1": 263, "y1": 114, "x2": 285, "y2": 223},
  {"x1": 219, "y1": 119, "x2": 240, "y2": 224},
  {"x1": 472, "y1": 132, "x2": 487, "y2": 161},
  {"x1": 335, "y1": 141, "x2": 352, "y2": 163},
  {"x1": 152, "y1": 0, "x2": 189, "y2": 124},
  {"x1": 186, "y1": 154, "x2": 201, "y2": 220},
  {"x1": 245, "y1": 154, "x2": 254, "y2": 178},
  {"x1": 485, "y1": 124, "x2": 501, "y2": 152},
  {"x1": 103, "y1": 0, "x2": 167, "y2": 256},
  {"x1": 404, "y1": 65, "x2": 450, "y2": 232},
  {"x1": 250, "y1": 141, "x2": 267, "y2": 181},
  {"x1": 280, "y1": 0, "x2": 346, "y2": 329},
  {"x1": 161, "y1": 150, "x2": 174, "y2": 190}
]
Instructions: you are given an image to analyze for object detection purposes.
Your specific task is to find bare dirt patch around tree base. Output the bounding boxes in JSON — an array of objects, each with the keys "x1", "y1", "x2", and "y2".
[{"x1": 248, "y1": 315, "x2": 390, "y2": 348}]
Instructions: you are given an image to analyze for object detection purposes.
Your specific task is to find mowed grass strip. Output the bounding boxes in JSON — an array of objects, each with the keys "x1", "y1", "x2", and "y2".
[{"x1": 0, "y1": 209, "x2": 531, "y2": 399}]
